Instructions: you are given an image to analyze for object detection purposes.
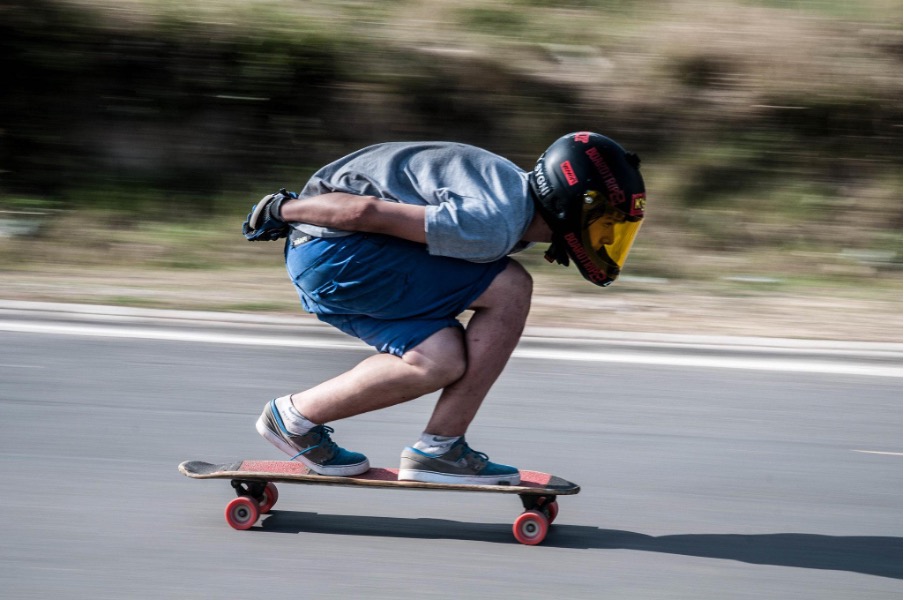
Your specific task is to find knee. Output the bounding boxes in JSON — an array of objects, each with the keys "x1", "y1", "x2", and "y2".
[
  {"x1": 403, "y1": 328, "x2": 468, "y2": 388},
  {"x1": 412, "y1": 350, "x2": 466, "y2": 390},
  {"x1": 475, "y1": 261, "x2": 533, "y2": 306},
  {"x1": 510, "y1": 261, "x2": 534, "y2": 302},
  {"x1": 495, "y1": 261, "x2": 533, "y2": 317},
  {"x1": 432, "y1": 351, "x2": 467, "y2": 386}
]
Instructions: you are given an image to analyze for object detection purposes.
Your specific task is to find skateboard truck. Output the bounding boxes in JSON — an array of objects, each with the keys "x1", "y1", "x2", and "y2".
[{"x1": 231, "y1": 479, "x2": 267, "y2": 500}]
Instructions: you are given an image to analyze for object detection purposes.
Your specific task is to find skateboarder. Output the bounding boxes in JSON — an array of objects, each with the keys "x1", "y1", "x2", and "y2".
[{"x1": 242, "y1": 132, "x2": 646, "y2": 485}]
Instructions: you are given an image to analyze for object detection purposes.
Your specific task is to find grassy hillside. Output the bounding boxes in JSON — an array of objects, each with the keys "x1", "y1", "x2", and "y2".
[{"x1": 1, "y1": 0, "x2": 900, "y2": 306}]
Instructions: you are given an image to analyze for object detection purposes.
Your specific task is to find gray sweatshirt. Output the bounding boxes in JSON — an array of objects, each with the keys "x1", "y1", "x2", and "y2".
[{"x1": 294, "y1": 141, "x2": 535, "y2": 263}]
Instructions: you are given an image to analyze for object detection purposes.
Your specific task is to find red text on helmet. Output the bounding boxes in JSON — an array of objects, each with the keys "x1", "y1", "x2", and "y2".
[
  {"x1": 560, "y1": 161, "x2": 579, "y2": 186},
  {"x1": 584, "y1": 147, "x2": 625, "y2": 206},
  {"x1": 564, "y1": 232, "x2": 610, "y2": 285}
]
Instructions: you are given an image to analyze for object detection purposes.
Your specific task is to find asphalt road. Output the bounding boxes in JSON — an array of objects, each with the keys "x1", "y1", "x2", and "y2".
[{"x1": 0, "y1": 308, "x2": 900, "y2": 599}]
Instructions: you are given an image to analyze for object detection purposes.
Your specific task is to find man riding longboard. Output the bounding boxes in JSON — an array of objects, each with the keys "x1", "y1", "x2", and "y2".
[{"x1": 241, "y1": 132, "x2": 646, "y2": 485}]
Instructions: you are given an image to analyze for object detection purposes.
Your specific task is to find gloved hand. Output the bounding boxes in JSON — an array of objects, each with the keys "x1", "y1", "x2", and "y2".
[{"x1": 242, "y1": 188, "x2": 297, "y2": 241}]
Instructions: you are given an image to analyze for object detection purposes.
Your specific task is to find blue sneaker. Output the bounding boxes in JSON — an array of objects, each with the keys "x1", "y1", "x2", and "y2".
[
  {"x1": 256, "y1": 400, "x2": 370, "y2": 476},
  {"x1": 398, "y1": 437, "x2": 520, "y2": 485}
]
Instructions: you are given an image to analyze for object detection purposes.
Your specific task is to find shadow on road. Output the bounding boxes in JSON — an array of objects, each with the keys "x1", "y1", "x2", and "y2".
[{"x1": 258, "y1": 511, "x2": 901, "y2": 579}]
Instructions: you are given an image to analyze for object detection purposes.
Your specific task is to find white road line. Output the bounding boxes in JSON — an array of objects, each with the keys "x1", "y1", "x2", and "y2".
[
  {"x1": 852, "y1": 450, "x2": 903, "y2": 457},
  {"x1": 1, "y1": 320, "x2": 902, "y2": 378},
  {"x1": 511, "y1": 348, "x2": 902, "y2": 378},
  {"x1": 0, "y1": 321, "x2": 363, "y2": 350}
]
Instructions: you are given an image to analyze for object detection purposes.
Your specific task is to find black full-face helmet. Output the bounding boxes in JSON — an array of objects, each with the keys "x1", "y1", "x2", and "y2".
[{"x1": 529, "y1": 132, "x2": 646, "y2": 287}]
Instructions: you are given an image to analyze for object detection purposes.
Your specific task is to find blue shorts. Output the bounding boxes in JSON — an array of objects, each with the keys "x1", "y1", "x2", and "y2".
[{"x1": 285, "y1": 233, "x2": 508, "y2": 357}]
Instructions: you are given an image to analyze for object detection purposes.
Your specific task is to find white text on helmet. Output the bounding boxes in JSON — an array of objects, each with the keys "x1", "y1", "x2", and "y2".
[
  {"x1": 533, "y1": 162, "x2": 552, "y2": 198},
  {"x1": 560, "y1": 161, "x2": 579, "y2": 186}
]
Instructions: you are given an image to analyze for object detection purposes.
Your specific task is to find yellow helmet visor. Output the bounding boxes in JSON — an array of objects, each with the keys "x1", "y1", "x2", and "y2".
[{"x1": 580, "y1": 210, "x2": 643, "y2": 281}]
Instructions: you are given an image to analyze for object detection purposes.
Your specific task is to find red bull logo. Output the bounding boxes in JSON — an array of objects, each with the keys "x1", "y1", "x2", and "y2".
[{"x1": 631, "y1": 193, "x2": 646, "y2": 217}]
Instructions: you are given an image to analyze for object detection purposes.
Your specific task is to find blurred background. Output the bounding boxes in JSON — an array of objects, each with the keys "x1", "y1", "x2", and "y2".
[{"x1": 0, "y1": 0, "x2": 900, "y2": 341}]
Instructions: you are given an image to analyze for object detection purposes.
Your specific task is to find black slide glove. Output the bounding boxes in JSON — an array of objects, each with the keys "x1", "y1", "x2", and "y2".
[{"x1": 242, "y1": 188, "x2": 297, "y2": 241}]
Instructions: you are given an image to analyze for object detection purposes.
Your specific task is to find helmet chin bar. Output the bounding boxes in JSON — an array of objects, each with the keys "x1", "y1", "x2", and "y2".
[
  {"x1": 543, "y1": 232, "x2": 615, "y2": 288},
  {"x1": 542, "y1": 213, "x2": 636, "y2": 288},
  {"x1": 562, "y1": 231, "x2": 616, "y2": 287}
]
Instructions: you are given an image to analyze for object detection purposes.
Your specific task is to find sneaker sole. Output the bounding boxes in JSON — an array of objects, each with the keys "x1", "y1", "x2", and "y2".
[
  {"x1": 398, "y1": 468, "x2": 520, "y2": 486},
  {"x1": 255, "y1": 415, "x2": 370, "y2": 477}
]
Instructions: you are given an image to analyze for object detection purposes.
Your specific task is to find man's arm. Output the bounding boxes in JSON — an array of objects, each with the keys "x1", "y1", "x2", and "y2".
[{"x1": 280, "y1": 193, "x2": 427, "y2": 244}]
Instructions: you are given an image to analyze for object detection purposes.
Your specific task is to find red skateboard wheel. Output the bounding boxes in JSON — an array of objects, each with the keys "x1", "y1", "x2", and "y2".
[
  {"x1": 513, "y1": 510, "x2": 549, "y2": 545},
  {"x1": 225, "y1": 496, "x2": 260, "y2": 530},
  {"x1": 258, "y1": 482, "x2": 279, "y2": 514},
  {"x1": 544, "y1": 499, "x2": 559, "y2": 525}
]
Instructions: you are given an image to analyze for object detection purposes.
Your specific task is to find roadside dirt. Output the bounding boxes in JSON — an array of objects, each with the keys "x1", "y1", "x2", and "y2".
[{"x1": 3, "y1": 266, "x2": 900, "y2": 342}]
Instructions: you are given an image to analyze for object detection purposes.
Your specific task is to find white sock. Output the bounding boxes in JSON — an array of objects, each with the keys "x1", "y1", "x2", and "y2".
[
  {"x1": 274, "y1": 395, "x2": 318, "y2": 434},
  {"x1": 412, "y1": 433, "x2": 460, "y2": 455}
]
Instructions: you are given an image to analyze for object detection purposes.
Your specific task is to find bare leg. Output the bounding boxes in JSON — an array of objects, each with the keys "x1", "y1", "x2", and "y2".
[
  {"x1": 289, "y1": 259, "x2": 531, "y2": 433},
  {"x1": 290, "y1": 326, "x2": 466, "y2": 424},
  {"x1": 424, "y1": 260, "x2": 533, "y2": 436}
]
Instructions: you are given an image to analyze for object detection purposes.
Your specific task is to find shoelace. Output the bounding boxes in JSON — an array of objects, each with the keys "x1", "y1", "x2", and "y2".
[
  {"x1": 311, "y1": 425, "x2": 337, "y2": 448},
  {"x1": 460, "y1": 443, "x2": 489, "y2": 465},
  {"x1": 302, "y1": 425, "x2": 340, "y2": 455}
]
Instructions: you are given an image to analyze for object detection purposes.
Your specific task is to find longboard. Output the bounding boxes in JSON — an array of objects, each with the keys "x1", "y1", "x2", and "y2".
[{"x1": 179, "y1": 459, "x2": 580, "y2": 545}]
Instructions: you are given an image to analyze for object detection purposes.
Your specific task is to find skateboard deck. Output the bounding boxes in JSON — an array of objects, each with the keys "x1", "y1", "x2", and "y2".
[{"x1": 179, "y1": 459, "x2": 580, "y2": 545}]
